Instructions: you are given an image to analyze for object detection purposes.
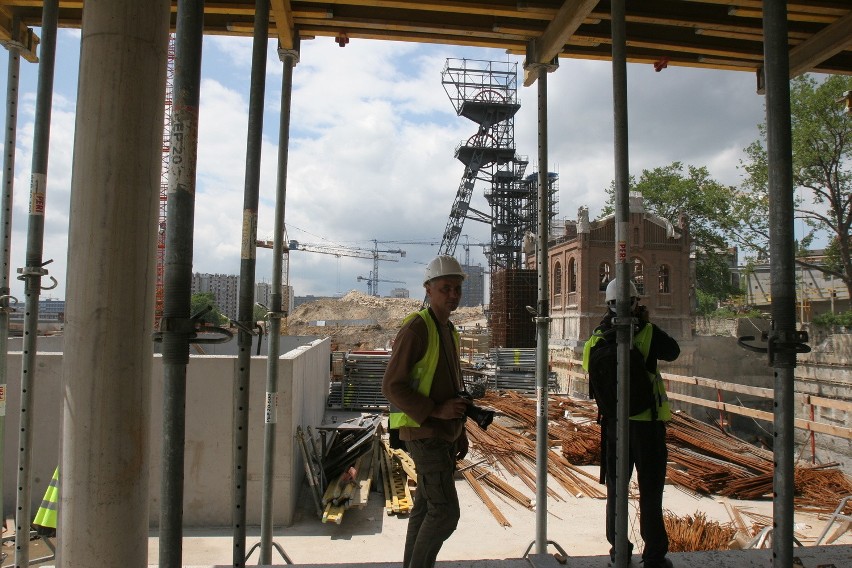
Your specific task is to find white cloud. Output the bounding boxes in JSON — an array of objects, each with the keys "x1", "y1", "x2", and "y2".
[{"x1": 1, "y1": 34, "x2": 771, "y2": 300}]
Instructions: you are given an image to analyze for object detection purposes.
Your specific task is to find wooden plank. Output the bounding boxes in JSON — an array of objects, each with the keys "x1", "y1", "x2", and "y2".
[
  {"x1": 663, "y1": 373, "x2": 774, "y2": 398},
  {"x1": 802, "y1": 394, "x2": 852, "y2": 412},
  {"x1": 789, "y1": 10, "x2": 852, "y2": 77},
  {"x1": 663, "y1": 372, "x2": 852, "y2": 412},
  {"x1": 0, "y1": 5, "x2": 39, "y2": 62},
  {"x1": 668, "y1": 391, "x2": 852, "y2": 440},
  {"x1": 270, "y1": 0, "x2": 296, "y2": 49},
  {"x1": 525, "y1": 0, "x2": 599, "y2": 86}
]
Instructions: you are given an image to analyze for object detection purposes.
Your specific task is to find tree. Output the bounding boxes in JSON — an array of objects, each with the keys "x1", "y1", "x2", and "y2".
[
  {"x1": 738, "y1": 74, "x2": 852, "y2": 298},
  {"x1": 190, "y1": 292, "x2": 227, "y2": 326},
  {"x1": 603, "y1": 162, "x2": 740, "y2": 309}
]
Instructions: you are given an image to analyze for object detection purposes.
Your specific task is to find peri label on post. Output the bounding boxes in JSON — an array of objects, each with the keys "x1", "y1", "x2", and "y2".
[
  {"x1": 29, "y1": 173, "x2": 47, "y2": 215},
  {"x1": 265, "y1": 391, "x2": 279, "y2": 424},
  {"x1": 0, "y1": 383, "x2": 5, "y2": 417},
  {"x1": 618, "y1": 240, "x2": 627, "y2": 262},
  {"x1": 536, "y1": 386, "x2": 544, "y2": 418},
  {"x1": 241, "y1": 209, "x2": 258, "y2": 260}
]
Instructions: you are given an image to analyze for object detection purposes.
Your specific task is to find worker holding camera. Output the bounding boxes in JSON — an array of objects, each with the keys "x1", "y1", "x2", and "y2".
[{"x1": 382, "y1": 255, "x2": 470, "y2": 568}]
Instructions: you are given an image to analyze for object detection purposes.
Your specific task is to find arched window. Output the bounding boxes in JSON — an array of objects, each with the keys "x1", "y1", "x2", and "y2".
[
  {"x1": 568, "y1": 258, "x2": 577, "y2": 292},
  {"x1": 553, "y1": 262, "x2": 562, "y2": 295},
  {"x1": 658, "y1": 264, "x2": 670, "y2": 294},
  {"x1": 631, "y1": 257, "x2": 645, "y2": 295},
  {"x1": 599, "y1": 262, "x2": 611, "y2": 291}
]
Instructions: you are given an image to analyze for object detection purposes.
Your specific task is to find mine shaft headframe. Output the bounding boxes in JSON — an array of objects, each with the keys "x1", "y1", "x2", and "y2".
[{"x1": 441, "y1": 58, "x2": 521, "y2": 123}]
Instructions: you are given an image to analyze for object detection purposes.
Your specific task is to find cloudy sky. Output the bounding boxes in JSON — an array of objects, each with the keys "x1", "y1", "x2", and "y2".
[{"x1": 1, "y1": 29, "x2": 769, "y2": 301}]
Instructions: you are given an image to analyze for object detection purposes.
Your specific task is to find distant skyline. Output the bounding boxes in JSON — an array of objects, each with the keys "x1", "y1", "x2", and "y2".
[{"x1": 2, "y1": 29, "x2": 774, "y2": 302}]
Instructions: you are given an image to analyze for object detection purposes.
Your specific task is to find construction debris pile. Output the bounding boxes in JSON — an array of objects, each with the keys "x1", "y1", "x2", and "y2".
[
  {"x1": 298, "y1": 388, "x2": 852, "y2": 550},
  {"x1": 296, "y1": 414, "x2": 415, "y2": 525},
  {"x1": 287, "y1": 291, "x2": 485, "y2": 351},
  {"x1": 476, "y1": 391, "x2": 852, "y2": 516},
  {"x1": 296, "y1": 415, "x2": 384, "y2": 524}
]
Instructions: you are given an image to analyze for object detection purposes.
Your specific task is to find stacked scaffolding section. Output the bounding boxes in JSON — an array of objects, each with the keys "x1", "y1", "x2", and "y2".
[
  {"x1": 327, "y1": 351, "x2": 391, "y2": 410},
  {"x1": 489, "y1": 268, "x2": 537, "y2": 348},
  {"x1": 491, "y1": 348, "x2": 558, "y2": 393}
]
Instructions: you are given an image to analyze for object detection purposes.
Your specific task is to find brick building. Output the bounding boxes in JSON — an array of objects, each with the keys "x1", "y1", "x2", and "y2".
[{"x1": 544, "y1": 194, "x2": 693, "y2": 348}]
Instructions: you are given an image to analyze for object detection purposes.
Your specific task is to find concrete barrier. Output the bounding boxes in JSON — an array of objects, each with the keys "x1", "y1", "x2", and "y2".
[{"x1": 2, "y1": 337, "x2": 330, "y2": 528}]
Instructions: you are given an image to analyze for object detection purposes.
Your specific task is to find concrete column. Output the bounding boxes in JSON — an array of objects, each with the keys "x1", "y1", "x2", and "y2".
[{"x1": 58, "y1": 1, "x2": 170, "y2": 566}]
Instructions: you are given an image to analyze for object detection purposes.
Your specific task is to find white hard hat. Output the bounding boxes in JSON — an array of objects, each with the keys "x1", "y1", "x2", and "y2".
[
  {"x1": 605, "y1": 279, "x2": 639, "y2": 304},
  {"x1": 423, "y1": 255, "x2": 466, "y2": 285}
]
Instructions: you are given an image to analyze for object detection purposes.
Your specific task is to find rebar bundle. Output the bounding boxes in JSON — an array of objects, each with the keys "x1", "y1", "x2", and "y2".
[
  {"x1": 470, "y1": 390, "x2": 852, "y2": 515},
  {"x1": 663, "y1": 510, "x2": 737, "y2": 552}
]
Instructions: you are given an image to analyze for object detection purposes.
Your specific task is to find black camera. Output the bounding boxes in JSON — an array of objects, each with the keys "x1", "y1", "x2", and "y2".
[{"x1": 458, "y1": 391, "x2": 495, "y2": 430}]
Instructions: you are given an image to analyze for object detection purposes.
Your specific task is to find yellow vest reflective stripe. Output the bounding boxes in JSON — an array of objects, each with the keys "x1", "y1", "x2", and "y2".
[
  {"x1": 582, "y1": 330, "x2": 604, "y2": 371},
  {"x1": 631, "y1": 323, "x2": 671, "y2": 422},
  {"x1": 388, "y1": 308, "x2": 459, "y2": 429},
  {"x1": 33, "y1": 466, "x2": 59, "y2": 530},
  {"x1": 582, "y1": 323, "x2": 671, "y2": 422}
]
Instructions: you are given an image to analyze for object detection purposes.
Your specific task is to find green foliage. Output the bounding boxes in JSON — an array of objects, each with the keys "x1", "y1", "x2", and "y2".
[
  {"x1": 604, "y1": 162, "x2": 740, "y2": 307},
  {"x1": 253, "y1": 303, "x2": 269, "y2": 323},
  {"x1": 190, "y1": 292, "x2": 227, "y2": 326},
  {"x1": 696, "y1": 289, "x2": 762, "y2": 318},
  {"x1": 812, "y1": 310, "x2": 852, "y2": 328},
  {"x1": 739, "y1": 73, "x2": 852, "y2": 297},
  {"x1": 695, "y1": 289, "x2": 719, "y2": 316}
]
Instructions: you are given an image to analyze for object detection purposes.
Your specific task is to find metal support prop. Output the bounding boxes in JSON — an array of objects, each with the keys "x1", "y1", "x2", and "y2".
[
  {"x1": 610, "y1": 1, "x2": 632, "y2": 566},
  {"x1": 533, "y1": 70, "x2": 551, "y2": 556},
  {"x1": 159, "y1": 1, "x2": 205, "y2": 566},
  {"x1": 0, "y1": 26, "x2": 23, "y2": 536},
  {"x1": 234, "y1": 1, "x2": 269, "y2": 564},
  {"x1": 14, "y1": 2, "x2": 57, "y2": 566},
  {"x1": 255, "y1": 43, "x2": 298, "y2": 566},
  {"x1": 763, "y1": 2, "x2": 797, "y2": 566}
]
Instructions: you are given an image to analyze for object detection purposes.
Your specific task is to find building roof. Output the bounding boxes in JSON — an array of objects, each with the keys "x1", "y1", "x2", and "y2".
[{"x1": 2, "y1": 1, "x2": 851, "y2": 84}]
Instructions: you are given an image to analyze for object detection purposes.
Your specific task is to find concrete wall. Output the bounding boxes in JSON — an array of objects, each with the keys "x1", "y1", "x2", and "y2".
[
  {"x1": 550, "y1": 320, "x2": 852, "y2": 476},
  {"x1": 5, "y1": 333, "x2": 322, "y2": 357},
  {"x1": 796, "y1": 334, "x2": 852, "y2": 475},
  {"x1": 2, "y1": 337, "x2": 330, "y2": 528}
]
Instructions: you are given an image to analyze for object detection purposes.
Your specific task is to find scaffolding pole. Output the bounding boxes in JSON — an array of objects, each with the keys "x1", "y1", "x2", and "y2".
[
  {"x1": 611, "y1": 1, "x2": 633, "y2": 567},
  {"x1": 0, "y1": 20, "x2": 23, "y2": 537},
  {"x1": 14, "y1": 2, "x2": 57, "y2": 565},
  {"x1": 255, "y1": 41, "x2": 299, "y2": 567},
  {"x1": 763, "y1": 2, "x2": 800, "y2": 566},
  {"x1": 159, "y1": 1, "x2": 205, "y2": 566},
  {"x1": 533, "y1": 68, "x2": 550, "y2": 556},
  {"x1": 233, "y1": 1, "x2": 269, "y2": 564}
]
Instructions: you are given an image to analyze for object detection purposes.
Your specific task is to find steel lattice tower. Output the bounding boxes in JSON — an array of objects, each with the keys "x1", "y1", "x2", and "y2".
[{"x1": 438, "y1": 58, "x2": 558, "y2": 275}]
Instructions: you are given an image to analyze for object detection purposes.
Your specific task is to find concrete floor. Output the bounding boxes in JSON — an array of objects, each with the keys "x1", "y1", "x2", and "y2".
[
  {"x1": 8, "y1": 449, "x2": 851, "y2": 567},
  {"x1": 13, "y1": 540, "x2": 852, "y2": 568},
  {"x1": 155, "y1": 469, "x2": 850, "y2": 568}
]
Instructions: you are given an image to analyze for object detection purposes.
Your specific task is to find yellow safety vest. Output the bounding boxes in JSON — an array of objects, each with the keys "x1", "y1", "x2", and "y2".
[
  {"x1": 388, "y1": 308, "x2": 460, "y2": 429},
  {"x1": 582, "y1": 322, "x2": 671, "y2": 421}
]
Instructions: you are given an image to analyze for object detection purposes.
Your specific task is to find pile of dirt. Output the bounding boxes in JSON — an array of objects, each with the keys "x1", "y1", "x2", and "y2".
[{"x1": 287, "y1": 290, "x2": 485, "y2": 351}]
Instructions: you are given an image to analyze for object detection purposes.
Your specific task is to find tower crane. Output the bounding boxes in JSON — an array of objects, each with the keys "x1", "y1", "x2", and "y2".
[
  {"x1": 285, "y1": 240, "x2": 403, "y2": 263},
  {"x1": 256, "y1": 238, "x2": 404, "y2": 297},
  {"x1": 461, "y1": 234, "x2": 490, "y2": 266},
  {"x1": 367, "y1": 240, "x2": 406, "y2": 298},
  {"x1": 356, "y1": 273, "x2": 405, "y2": 297}
]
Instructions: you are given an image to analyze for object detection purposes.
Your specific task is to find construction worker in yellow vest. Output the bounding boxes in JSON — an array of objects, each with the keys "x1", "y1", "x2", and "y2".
[
  {"x1": 583, "y1": 279, "x2": 679, "y2": 568},
  {"x1": 382, "y1": 255, "x2": 469, "y2": 568}
]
